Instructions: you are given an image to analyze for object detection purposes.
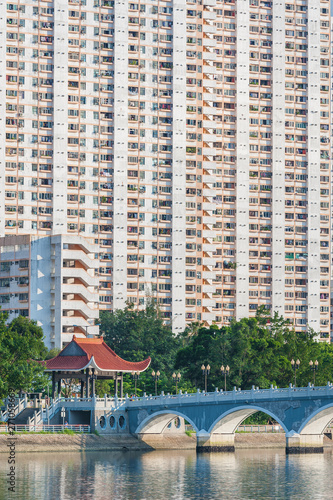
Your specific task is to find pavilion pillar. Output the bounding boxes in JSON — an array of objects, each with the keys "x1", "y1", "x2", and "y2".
[
  {"x1": 86, "y1": 370, "x2": 90, "y2": 398},
  {"x1": 119, "y1": 373, "x2": 123, "y2": 399},
  {"x1": 114, "y1": 372, "x2": 118, "y2": 397},
  {"x1": 57, "y1": 379, "x2": 61, "y2": 398},
  {"x1": 80, "y1": 380, "x2": 84, "y2": 398},
  {"x1": 52, "y1": 372, "x2": 56, "y2": 399},
  {"x1": 92, "y1": 370, "x2": 96, "y2": 396}
]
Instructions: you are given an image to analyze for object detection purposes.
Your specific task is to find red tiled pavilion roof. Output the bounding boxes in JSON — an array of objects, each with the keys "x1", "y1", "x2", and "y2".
[{"x1": 43, "y1": 336, "x2": 151, "y2": 373}]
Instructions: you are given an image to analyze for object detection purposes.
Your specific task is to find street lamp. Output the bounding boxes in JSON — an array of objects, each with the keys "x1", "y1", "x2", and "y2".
[
  {"x1": 172, "y1": 372, "x2": 181, "y2": 394},
  {"x1": 291, "y1": 359, "x2": 300, "y2": 387},
  {"x1": 201, "y1": 364, "x2": 210, "y2": 393},
  {"x1": 151, "y1": 370, "x2": 160, "y2": 396},
  {"x1": 309, "y1": 360, "x2": 318, "y2": 386},
  {"x1": 220, "y1": 365, "x2": 230, "y2": 392},
  {"x1": 73, "y1": 324, "x2": 93, "y2": 337},
  {"x1": 131, "y1": 371, "x2": 140, "y2": 396}
]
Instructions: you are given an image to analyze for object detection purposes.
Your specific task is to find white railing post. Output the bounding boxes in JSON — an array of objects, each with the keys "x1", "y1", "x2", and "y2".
[{"x1": 196, "y1": 389, "x2": 200, "y2": 403}]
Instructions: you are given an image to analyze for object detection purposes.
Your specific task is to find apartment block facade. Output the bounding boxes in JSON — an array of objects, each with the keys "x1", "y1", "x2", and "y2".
[
  {"x1": 0, "y1": 0, "x2": 331, "y2": 341},
  {"x1": 0, "y1": 234, "x2": 99, "y2": 348}
]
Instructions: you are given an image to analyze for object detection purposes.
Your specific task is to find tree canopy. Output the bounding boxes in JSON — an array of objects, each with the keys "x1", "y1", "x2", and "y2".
[
  {"x1": 175, "y1": 307, "x2": 333, "y2": 391},
  {"x1": 0, "y1": 313, "x2": 48, "y2": 399},
  {"x1": 98, "y1": 304, "x2": 333, "y2": 396},
  {"x1": 99, "y1": 299, "x2": 182, "y2": 394}
]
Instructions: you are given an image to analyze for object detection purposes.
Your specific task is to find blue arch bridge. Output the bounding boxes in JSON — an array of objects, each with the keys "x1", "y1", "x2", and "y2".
[
  {"x1": 5, "y1": 384, "x2": 333, "y2": 454},
  {"x1": 127, "y1": 383, "x2": 333, "y2": 453}
]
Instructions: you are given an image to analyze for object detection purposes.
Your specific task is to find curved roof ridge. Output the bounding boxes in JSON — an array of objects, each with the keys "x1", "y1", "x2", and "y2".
[{"x1": 42, "y1": 336, "x2": 151, "y2": 373}]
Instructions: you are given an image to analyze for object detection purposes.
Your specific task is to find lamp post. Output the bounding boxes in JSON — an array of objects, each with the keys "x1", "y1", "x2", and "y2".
[
  {"x1": 220, "y1": 365, "x2": 230, "y2": 392},
  {"x1": 131, "y1": 371, "x2": 140, "y2": 396},
  {"x1": 291, "y1": 359, "x2": 300, "y2": 387},
  {"x1": 151, "y1": 370, "x2": 160, "y2": 396},
  {"x1": 44, "y1": 385, "x2": 50, "y2": 425},
  {"x1": 73, "y1": 324, "x2": 92, "y2": 337},
  {"x1": 172, "y1": 372, "x2": 181, "y2": 394},
  {"x1": 201, "y1": 364, "x2": 210, "y2": 393},
  {"x1": 309, "y1": 360, "x2": 318, "y2": 386}
]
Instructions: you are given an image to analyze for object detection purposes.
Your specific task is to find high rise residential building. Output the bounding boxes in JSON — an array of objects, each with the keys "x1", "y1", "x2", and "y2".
[
  {"x1": 0, "y1": 234, "x2": 99, "y2": 348},
  {"x1": 0, "y1": 0, "x2": 331, "y2": 344}
]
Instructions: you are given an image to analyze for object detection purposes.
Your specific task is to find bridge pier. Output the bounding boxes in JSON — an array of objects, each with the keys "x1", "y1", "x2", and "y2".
[
  {"x1": 286, "y1": 432, "x2": 324, "y2": 454},
  {"x1": 196, "y1": 431, "x2": 235, "y2": 453}
]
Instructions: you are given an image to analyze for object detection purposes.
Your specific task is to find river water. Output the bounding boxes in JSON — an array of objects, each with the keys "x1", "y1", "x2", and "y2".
[{"x1": 0, "y1": 448, "x2": 332, "y2": 500}]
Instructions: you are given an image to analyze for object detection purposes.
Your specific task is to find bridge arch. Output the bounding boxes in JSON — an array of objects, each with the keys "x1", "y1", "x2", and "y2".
[
  {"x1": 298, "y1": 403, "x2": 333, "y2": 435},
  {"x1": 135, "y1": 410, "x2": 199, "y2": 435},
  {"x1": 208, "y1": 405, "x2": 289, "y2": 435}
]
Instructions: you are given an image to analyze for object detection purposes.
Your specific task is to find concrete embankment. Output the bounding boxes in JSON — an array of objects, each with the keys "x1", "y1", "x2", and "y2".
[
  {"x1": 0, "y1": 433, "x2": 332, "y2": 453},
  {"x1": 0, "y1": 434, "x2": 152, "y2": 453}
]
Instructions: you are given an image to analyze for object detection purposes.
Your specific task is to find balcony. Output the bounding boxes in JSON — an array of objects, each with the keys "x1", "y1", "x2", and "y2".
[
  {"x1": 202, "y1": 285, "x2": 215, "y2": 294},
  {"x1": 62, "y1": 283, "x2": 98, "y2": 303},
  {"x1": 202, "y1": 188, "x2": 216, "y2": 198},
  {"x1": 203, "y1": 11, "x2": 216, "y2": 20},
  {"x1": 203, "y1": 38, "x2": 216, "y2": 48},
  {"x1": 203, "y1": 24, "x2": 216, "y2": 34},
  {"x1": 62, "y1": 300, "x2": 99, "y2": 320},
  {"x1": 202, "y1": 202, "x2": 216, "y2": 211},
  {"x1": 62, "y1": 268, "x2": 99, "y2": 287},
  {"x1": 203, "y1": 51, "x2": 216, "y2": 62},
  {"x1": 63, "y1": 249, "x2": 99, "y2": 270},
  {"x1": 203, "y1": 64, "x2": 216, "y2": 75},
  {"x1": 203, "y1": 0, "x2": 216, "y2": 5},
  {"x1": 202, "y1": 243, "x2": 216, "y2": 253},
  {"x1": 202, "y1": 216, "x2": 216, "y2": 225}
]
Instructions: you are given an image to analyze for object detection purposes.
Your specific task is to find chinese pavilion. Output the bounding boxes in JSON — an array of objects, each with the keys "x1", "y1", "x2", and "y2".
[{"x1": 43, "y1": 335, "x2": 151, "y2": 398}]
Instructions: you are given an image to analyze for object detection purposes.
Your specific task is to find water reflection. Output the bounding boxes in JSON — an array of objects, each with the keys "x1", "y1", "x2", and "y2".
[{"x1": 0, "y1": 448, "x2": 332, "y2": 500}]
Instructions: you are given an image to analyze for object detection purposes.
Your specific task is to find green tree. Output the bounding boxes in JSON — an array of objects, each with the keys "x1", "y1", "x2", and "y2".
[
  {"x1": 45, "y1": 348, "x2": 61, "y2": 360},
  {"x1": 175, "y1": 307, "x2": 333, "y2": 392},
  {"x1": 224, "y1": 309, "x2": 289, "y2": 389},
  {"x1": 0, "y1": 313, "x2": 48, "y2": 399},
  {"x1": 99, "y1": 299, "x2": 181, "y2": 395},
  {"x1": 95, "y1": 379, "x2": 113, "y2": 398},
  {"x1": 175, "y1": 325, "x2": 225, "y2": 391}
]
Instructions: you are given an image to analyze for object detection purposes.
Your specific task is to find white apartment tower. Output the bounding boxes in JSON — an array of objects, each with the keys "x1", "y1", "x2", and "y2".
[{"x1": 0, "y1": 0, "x2": 331, "y2": 342}]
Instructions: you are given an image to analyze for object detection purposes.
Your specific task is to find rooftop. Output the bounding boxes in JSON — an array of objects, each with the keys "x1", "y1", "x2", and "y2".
[{"x1": 43, "y1": 336, "x2": 151, "y2": 373}]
